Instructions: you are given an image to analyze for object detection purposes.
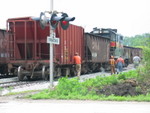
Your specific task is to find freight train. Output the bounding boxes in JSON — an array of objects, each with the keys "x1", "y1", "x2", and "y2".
[{"x1": 0, "y1": 17, "x2": 142, "y2": 80}]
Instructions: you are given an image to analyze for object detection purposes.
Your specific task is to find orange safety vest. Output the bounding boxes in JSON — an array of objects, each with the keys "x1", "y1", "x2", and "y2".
[
  {"x1": 109, "y1": 59, "x2": 115, "y2": 65},
  {"x1": 73, "y1": 55, "x2": 81, "y2": 64}
]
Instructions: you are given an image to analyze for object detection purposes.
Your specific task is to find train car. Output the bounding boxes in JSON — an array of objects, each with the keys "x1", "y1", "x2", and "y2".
[
  {"x1": 82, "y1": 33, "x2": 110, "y2": 73},
  {"x1": 90, "y1": 28, "x2": 132, "y2": 66},
  {"x1": 91, "y1": 28, "x2": 124, "y2": 58},
  {"x1": 1, "y1": 18, "x2": 142, "y2": 81},
  {"x1": 123, "y1": 46, "x2": 142, "y2": 64},
  {"x1": 7, "y1": 17, "x2": 84, "y2": 80},
  {"x1": 0, "y1": 29, "x2": 10, "y2": 74}
]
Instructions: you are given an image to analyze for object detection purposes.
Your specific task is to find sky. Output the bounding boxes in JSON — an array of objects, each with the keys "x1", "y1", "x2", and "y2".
[{"x1": 1, "y1": 0, "x2": 150, "y2": 36}]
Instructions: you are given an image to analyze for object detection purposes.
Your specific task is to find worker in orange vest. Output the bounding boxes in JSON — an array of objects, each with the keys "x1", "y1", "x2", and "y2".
[
  {"x1": 73, "y1": 52, "x2": 81, "y2": 78},
  {"x1": 109, "y1": 55, "x2": 116, "y2": 75}
]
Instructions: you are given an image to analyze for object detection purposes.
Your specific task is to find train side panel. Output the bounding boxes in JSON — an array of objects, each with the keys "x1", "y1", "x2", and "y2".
[
  {"x1": 83, "y1": 33, "x2": 110, "y2": 73},
  {"x1": 123, "y1": 46, "x2": 142, "y2": 63},
  {"x1": 55, "y1": 24, "x2": 84, "y2": 65},
  {"x1": 0, "y1": 29, "x2": 9, "y2": 62},
  {"x1": 7, "y1": 17, "x2": 84, "y2": 64},
  {"x1": 0, "y1": 29, "x2": 10, "y2": 74},
  {"x1": 85, "y1": 33, "x2": 110, "y2": 62},
  {"x1": 7, "y1": 17, "x2": 84, "y2": 79}
]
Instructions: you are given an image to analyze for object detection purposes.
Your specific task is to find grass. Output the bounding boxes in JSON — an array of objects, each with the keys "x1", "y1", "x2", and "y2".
[
  {"x1": 27, "y1": 70, "x2": 150, "y2": 101},
  {"x1": 4, "y1": 89, "x2": 42, "y2": 96},
  {"x1": 0, "y1": 87, "x2": 3, "y2": 91},
  {"x1": 28, "y1": 90, "x2": 150, "y2": 101}
]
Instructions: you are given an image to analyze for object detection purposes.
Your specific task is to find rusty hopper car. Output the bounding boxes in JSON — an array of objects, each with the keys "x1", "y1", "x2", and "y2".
[
  {"x1": 83, "y1": 33, "x2": 110, "y2": 73},
  {"x1": 0, "y1": 29, "x2": 10, "y2": 74},
  {"x1": 123, "y1": 46, "x2": 142, "y2": 64},
  {"x1": 7, "y1": 17, "x2": 84, "y2": 80}
]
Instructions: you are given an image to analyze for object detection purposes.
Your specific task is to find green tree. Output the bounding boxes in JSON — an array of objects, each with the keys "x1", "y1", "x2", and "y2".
[{"x1": 123, "y1": 33, "x2": 150, "y2": 47}]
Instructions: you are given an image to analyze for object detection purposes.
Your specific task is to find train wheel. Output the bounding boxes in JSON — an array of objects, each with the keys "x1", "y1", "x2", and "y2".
[
  {"x1": 54, "y1": 67, "x2": 61, "y2": 77},
  {"x1": 18, "y1": 66, "x2": 24, "y2": 81},
  {"x1": 64, "y1": 68, "x2": 70, "y2": 77},
  {"x1": 42, "y1": 66, "x2": 49, "y2": 80}
]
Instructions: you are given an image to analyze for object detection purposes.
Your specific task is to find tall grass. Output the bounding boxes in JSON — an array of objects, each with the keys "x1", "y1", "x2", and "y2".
[{"x1": 28, "y1": 69, "x2": 150, "y2": 101}]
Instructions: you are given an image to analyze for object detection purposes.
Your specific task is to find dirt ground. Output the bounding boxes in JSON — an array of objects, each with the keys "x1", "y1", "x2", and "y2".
[
  {"x1": 97, "y1": 78, "x2": 150, "y2": 96},
  {"x1": 97, "y1": 79, "x2": 138, "y2": 96}
]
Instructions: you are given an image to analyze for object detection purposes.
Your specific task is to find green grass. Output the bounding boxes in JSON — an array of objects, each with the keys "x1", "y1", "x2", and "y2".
[
  {"x1": 28, "y1": 70, "x2": 150, "y2": 101},
  {"x1": 29, "y1": 91, "x2": 150, "y2": 101},
  {"x1": 0, "y1": 87, "x2": 3, "y2": 91},
  {"x1": 5, "y1": 90, "x2": 42, "y2": 96}
]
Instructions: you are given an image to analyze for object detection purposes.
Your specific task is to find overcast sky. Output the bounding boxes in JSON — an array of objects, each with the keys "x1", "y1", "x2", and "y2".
[{"x1": 1, "y1": 0, "x2": 150, "y2": 36}]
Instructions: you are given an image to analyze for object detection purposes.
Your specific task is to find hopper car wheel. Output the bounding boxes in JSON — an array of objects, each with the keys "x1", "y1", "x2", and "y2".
[
  {"x1": 42, "y1": 66, "x2": 49, "y2": 80},
  {"x1": 18, "y1": 66, "x2": 24, "y2": 81}
]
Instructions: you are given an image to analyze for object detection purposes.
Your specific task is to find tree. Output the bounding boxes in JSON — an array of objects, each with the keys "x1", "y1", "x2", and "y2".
[{"x1": 123, "y1": 33, "x2": 150, "y2": 47}]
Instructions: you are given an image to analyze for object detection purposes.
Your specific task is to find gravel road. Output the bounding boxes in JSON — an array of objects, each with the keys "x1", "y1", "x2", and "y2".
[{"x1": 0, "y1": 99, "x2": 150, "y2": 113}]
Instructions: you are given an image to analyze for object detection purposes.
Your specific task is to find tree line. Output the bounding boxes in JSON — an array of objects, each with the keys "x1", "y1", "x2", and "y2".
[
  {"x1": 123, "y1": 33, "x2": 150, "y2": 48},
  {"x1": 123, "y1": 33, "x2": 150, "y2": 77}
]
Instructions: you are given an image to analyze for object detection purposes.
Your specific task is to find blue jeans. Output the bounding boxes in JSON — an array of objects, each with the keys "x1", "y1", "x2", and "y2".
[{"x1": 117, "y1": 62, "x2": 123, "y2": 73}]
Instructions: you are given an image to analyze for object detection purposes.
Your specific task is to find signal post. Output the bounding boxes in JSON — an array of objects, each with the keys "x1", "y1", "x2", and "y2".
[{"x1": 33, "y1": 0, "x2": 75, "y2": 88}]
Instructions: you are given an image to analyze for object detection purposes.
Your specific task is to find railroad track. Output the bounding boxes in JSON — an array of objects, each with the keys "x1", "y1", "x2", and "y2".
[
  {"x1": 0, "y1": 77, "x2": 29, "y2": 89},
  {"x1": 0, "y1": 77, "x2": 45, "y2": 89},
  {"x1": 0, "y1": 80, "x2": 50, "y2": 96},
  {"x1": 0, "y1": 81, "x2": 28, "y2": 89},
  {"x1": 0, "y1": 74, "x2": 16, "y2": 79},
  {"x1": 0, "y1": 77, "x2": 18, "y2": 84},
  {"x1": 0, "y1": 64, "x2": 135, "y2": 89}
]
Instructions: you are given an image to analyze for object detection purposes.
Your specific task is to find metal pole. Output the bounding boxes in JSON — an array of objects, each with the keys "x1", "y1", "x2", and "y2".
[{"x1": 50, "y1": 0, "x2": 54, "y2": 88}]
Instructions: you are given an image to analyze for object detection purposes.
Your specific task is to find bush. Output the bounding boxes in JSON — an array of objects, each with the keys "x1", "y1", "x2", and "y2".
[
  {"x1": 29, "y1": 69, "x2": 150, "y2": 101},
  {"x1": 55, "y1": 77, "x2": 88, "y2": 96}
]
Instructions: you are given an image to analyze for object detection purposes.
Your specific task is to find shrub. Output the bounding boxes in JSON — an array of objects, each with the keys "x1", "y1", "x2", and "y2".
[{"x1": 55, "y1": 77, "x2": 88, "y2": 96}]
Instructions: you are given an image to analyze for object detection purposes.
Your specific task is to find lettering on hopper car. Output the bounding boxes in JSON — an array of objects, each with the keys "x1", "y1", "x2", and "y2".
[
  {"x1": 92, "y1": 52, "x2": 97, "y2": 57},
  {"x1": 0, "y1": 53, "x2": 8, "y2": 57}
]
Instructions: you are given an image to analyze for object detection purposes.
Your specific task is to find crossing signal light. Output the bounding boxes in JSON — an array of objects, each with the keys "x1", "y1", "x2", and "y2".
[
  {"x1": 36, "y1": 12, "x2": 75, "y2": 30},
  {"x1": 50, "y1": 13, "x2": 64, "y2": 29},
  {"x1": 39, "y1": 12, "x2": 49, "y2": 29},
  {"x1": 60, "y1": 13, "x2": 75, "y2": 30}
]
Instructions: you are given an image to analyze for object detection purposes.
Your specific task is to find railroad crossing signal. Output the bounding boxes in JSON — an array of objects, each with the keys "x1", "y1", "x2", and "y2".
[
  {"x1": 39, "y1": 12, "x2": 49, "y2": 29},
  {"x1": 60, "y1": 13, "x2": 75, "y2": 30},
  {"x1": 37, "y1": 12, "x2": 75, "y2": 30},
  {"x1": 50, "y1": 13, "x2": 64, "y2": 29}
]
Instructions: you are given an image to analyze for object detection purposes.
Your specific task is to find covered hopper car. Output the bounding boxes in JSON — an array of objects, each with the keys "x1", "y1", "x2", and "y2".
[
  {"x1": 6, "y1": 17, "x2": 84, "y2": 80},
  {"x1": 0, "y1": 29, "x2": 10, "y2": 74},
  {"x1": 82, "y1": 33, "x2": 110, "y2": 73},
  {"x1": 123, "y1": 46, "x2": 142, "y2": 65}
]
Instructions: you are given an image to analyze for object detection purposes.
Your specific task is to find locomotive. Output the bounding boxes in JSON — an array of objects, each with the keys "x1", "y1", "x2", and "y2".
[{"x1": 0, "y1": 17, "x2": 142, "y2": 80}]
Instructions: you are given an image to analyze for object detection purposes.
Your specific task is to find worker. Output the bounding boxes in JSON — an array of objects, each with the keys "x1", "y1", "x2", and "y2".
[
  {"x1": 73, "y1": 52, "x2": 81, "y2": 78},
  {"x1": 116, "y1": 56, "x2": 125, "y2": 74},
  {"x1": 133, "y1": 55, "x2": 141, "y2": 68},
  {"x1": 109, "y1": 55, "x2": 116, "y2": 75}
]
